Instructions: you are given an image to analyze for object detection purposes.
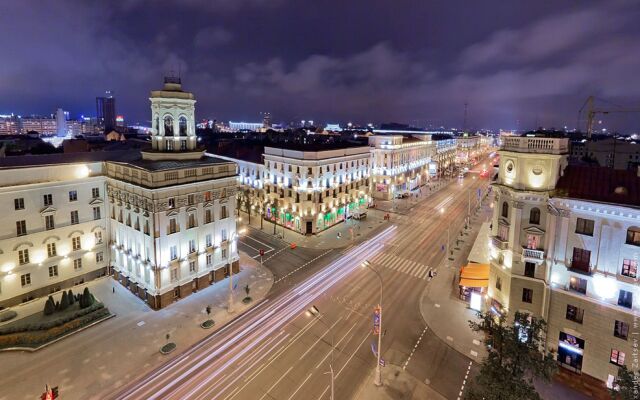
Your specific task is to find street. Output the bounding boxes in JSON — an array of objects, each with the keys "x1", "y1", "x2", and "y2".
[{"x1": 107, "y1": 166, "x2": 491, "y2": 400}]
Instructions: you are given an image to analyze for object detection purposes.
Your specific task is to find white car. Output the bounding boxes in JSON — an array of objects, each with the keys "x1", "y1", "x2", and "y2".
[{"x1": 351, "y1": 210, "x2": 367, "y2": 220}]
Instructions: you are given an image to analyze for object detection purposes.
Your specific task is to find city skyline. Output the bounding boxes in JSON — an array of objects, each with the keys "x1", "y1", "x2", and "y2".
[{"x1": 1, "y1": 1, "x2": 639, "y2": 133}]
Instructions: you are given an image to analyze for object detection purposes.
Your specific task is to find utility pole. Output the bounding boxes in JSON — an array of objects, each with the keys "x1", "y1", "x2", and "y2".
[{"x1": 361, "y1": 261, "x2": 383, "y2": 387}]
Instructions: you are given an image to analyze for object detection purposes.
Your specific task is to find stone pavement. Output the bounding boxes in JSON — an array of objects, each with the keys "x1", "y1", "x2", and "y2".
[
  {"x1": 374, "y1": 179, "x2": 454, "y2": 216},
  {"x1": 354, "y1": 364, "x2": 447, "y2": 400},
  {"x1": 0, "y1": 253, "x2": 274, "y2": 400}
]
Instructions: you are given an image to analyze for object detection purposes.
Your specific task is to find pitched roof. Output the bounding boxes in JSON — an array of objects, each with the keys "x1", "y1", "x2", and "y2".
[{"x1": 553, "y1": 165, "x2": 640, "y2": 208}]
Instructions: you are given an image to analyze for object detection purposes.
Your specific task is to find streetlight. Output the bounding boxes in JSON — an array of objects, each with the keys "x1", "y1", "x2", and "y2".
[
  {"x1": 227, "y1": 231, "x2": 239, "y2": 313},
  {"x1": 361, "y1": 260, "x2": 383, "y2": 386},
  {"x1": 441, "y1": 208, "x2": 450, "y2": 259},
  {"x1": 306, "y1": 306, "x2": 334, "y2": 400}
]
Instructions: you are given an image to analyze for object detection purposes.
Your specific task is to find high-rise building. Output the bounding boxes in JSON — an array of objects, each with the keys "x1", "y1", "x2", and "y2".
[
  {"x1": 262, "y1": 112, "x2": 272, "y2": 128},
  {"x1": 56, "y1": 108, "x2": 67, "y2": 137},
  {"x1": 96, "y1": 91, "x2": 116, "y2": 132}
]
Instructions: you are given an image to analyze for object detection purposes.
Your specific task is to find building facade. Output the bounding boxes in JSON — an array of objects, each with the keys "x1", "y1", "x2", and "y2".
[
  {"x1": 0, "y1": 78, "x2": 239, "y2": 310},
  {"x1": 487, "y1": 135, "x2": 639, "y2": 386}
]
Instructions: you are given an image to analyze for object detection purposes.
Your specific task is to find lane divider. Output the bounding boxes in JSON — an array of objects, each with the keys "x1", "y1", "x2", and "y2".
[
  {"x1": 403, "y1": 325, "x2": 428, "y2": 370},
  {"x1": 274, "y1": 249, "x2": 334, "y2": 284}
]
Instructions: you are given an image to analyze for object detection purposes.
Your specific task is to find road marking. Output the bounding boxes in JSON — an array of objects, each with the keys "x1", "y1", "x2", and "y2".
[
  {"x1": 299, "y1": 317, "x2": 343, "y2": 360},
  {"x1": 434, "y1": 303, "x2": 440, "y2": 308},
  {"x1": 457, "y1": 361, "x2": 473, "y2": 400},
  {"x1": 472, "y1": 339, "x2": 480, "y2": 346},
  {"x1": 336, "y1": 331, "x2": 370, "y2": 377},
  {"x1": 242, "y1": 234, "x2": 275, "y2": 251},
  {"x1": 446, "y1": 336, "x2": 453, "y2": 342},
  {"x1": 287, "y1": 372, "x2": 313, "y2": 400},
  {"x1": 314, "y1": 321, "x2": 359, "y2": 370},
  {"x1": 273, "y1": 249, "x2": 333, "y2": 283},
  {"x1": 470, "y1": 350, "x2": 478, "y2": 357},
  {"x1": 403, "y1": 325, "x2": 428, "y2": 370},
  {"x1": 259, "y1": 365, "x2": 294, "y2": 400}
]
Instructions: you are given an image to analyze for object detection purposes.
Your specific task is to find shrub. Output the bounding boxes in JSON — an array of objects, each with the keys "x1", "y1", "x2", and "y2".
[
  {"x1": 80, "y1": 288, "x2": 93, "y2": 309},
  {"x1": 54, "y1": 301, "x2": 60, "y2": 311},
  {"x1": 43, "y1": 298, "x2": 55, "y2": 316},
  {"x1": 0, "y1": 310, "x2": 17, "y2": 322},
  {"x1": 67, "y1": 290, "x2": 74, "y2": 305},
  {"x1": 59, "y1": 292, "x2": 69, "y2": 311},
  {"x1": 0, "y1": 303, "x2": 104, "y2": 335}
]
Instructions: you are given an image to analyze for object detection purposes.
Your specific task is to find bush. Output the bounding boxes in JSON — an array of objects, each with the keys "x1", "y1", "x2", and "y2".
[
  {"x1": 43, "y1": 298, "x2": 55, "y2": 316},
  {"x1": 0, "y1": 303, "x2": 104, "y2": 335},
  {"x1": 0, "y1": 310, "x2": 17, "y2": 322},
  {"x1": 59, "y1": 292, "x2": 69, "y2": 311},
  {"x1": 67, "y1": 290, "x2": 74, "y2": 306},
  {"x1": 160, "y1": 342, "x2": 176, "y2": 354},
  {"x1": 200, "y1": 319, "x2": 215, "y2": 329},
  {"x1": 80, "y1": 287, "x2": 94, "y2": 309}
]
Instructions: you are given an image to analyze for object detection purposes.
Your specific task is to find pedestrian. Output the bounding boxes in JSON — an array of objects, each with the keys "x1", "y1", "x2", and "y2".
[{"x1": 112, "y1": 286, "x2": 115, "y2": 294}]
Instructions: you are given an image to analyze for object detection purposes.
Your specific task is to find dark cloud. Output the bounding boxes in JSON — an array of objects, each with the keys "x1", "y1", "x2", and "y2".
[{"x1": 0, "y1": 0, "x2": 638, "y2": 131}]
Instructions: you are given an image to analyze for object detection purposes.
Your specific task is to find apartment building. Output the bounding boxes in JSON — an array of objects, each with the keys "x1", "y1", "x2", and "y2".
[
  {"x1": 488, "y1": 134, "x2": 639, "y2": 386},
  {"x1": 0, "y1": 78, "x2": 239, "y2": 310}
]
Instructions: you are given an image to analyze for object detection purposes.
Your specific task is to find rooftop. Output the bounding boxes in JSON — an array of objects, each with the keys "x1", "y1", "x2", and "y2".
[{"x1": 553, "y1": 165, "x2": 640, "y2": 208}]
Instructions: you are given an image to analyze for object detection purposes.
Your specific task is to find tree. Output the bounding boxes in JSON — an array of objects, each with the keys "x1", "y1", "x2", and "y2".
[
  {"x1": 610, "y1": 365, "x2": 639, "y2": 400},
  {"x1": 59, "y1": 291, "x2": 69, "y2": 311},
  {"x1": 43, "y1": 297, "x2": 55, "y2": 316},
  {"x1": 466, "y1": 311, "x2": 557, "y2": 400},
  {"x1": 67, "y1": 289, "x2": 75, "y2": 305},
  {"x1": 80, "y1": 287, "x2": 92, "y2": 308}
]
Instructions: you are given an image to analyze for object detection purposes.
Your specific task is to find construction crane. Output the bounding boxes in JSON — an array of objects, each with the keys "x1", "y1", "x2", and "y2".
[{"x1": 578, "y1": 96, "x2": 640, "y2": 139}]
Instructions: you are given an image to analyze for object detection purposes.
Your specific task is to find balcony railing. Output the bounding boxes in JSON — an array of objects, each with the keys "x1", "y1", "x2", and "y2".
[
  {"x1": 500, "y1": 137, "x2": 568, "y2": 154},
  {"x1": 523, "y1": 248, "x2": 545, "y2": 261},
  {"x1": 491, "y1": 236, "x2": 508, "y2": 250}
]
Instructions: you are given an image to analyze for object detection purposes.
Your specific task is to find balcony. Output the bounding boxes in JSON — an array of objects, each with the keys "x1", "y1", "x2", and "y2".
[
  {"x1": 491, "y1": 236, "x2": 508, "y2": 250},
  {"x1": 500, "y1": 137, "x2": 568, "y2": 154},
  {"x1": 523, "y1": 248, "x2": 545, "y2": 261}
]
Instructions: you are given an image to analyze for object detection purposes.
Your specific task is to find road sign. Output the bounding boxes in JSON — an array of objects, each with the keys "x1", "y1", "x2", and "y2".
[
  {"x1": 477, "y1": 188, "x2": 481, "y2": 198},
  {"x1": 373, "y1": 306, "x2": 381, "y2": 335},
  {"x1": 379, "y1": 358, "x2": 386, "y2": 367},
  {"x1": 371, "y1": 342, "x2": 377, "y2": 357},
  {"x1": 259, "y1": 249, "x2": 265, "y2": 256}
]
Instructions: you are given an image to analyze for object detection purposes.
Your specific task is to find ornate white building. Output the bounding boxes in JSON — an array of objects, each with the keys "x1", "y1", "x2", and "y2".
[
  {"x1": 0, "y1": 78, "x2": 239, "y2": 310},
  {"x1": 488, "y1": 134, "x2": 640, "y2": 386}
]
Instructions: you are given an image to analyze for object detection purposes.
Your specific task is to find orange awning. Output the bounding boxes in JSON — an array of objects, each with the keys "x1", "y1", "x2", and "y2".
[{"x1": 459, "y1": 263, "x2": 489, "y2": 288}]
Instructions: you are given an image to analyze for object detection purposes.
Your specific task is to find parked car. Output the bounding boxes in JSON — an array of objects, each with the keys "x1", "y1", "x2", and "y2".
[
  {"x1": 352, "y1": 210, "x2": 367, "y2": 220},
  {"x1": 395, "y1": 191, "x2": 410, "y2": 199}
]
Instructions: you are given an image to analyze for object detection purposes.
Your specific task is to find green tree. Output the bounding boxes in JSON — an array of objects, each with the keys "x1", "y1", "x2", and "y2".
[
  {"x1": 610, "y1": 365, "x2": 639, "y2": 400},
  {"x1": 59, "y1": 291, "x2": 69, "y2": 311},
  {"x1": 67, "y1": 289, "x2": 75, "y2": 305},
  {"x1": 466, "y1": 311, "x2": 557, "y2": 400},
  {"x1": 43, "y1": 297, "x2": 55, "y2": 315},
  {"x1": 80, "y1": 287, "x2": 92, "y2": 308}
]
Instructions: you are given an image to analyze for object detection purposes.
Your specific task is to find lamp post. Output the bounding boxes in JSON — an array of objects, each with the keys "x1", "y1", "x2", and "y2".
[
  {"x1": 361, "y1": 260, "x2": 383, "y2": 386},
  {"x1": 306, "y1": 306, "x2": 334, "y2": 400},
  {"x1": 227, "y1": 231, "x2": 239, "y2": 313}
]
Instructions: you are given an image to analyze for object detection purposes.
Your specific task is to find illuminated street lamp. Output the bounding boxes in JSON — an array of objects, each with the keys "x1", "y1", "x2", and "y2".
[
  {"x1": 361, "y1": 260, "x2": 383, "y2": 386},
  {"x1": 227, "y1": 231, "x2": 240, "y2": 313}
]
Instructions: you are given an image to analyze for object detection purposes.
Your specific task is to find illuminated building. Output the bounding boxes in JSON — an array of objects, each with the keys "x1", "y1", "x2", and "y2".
[
  {"x1": 488, "y1": 134, "x2": 639, "y2": 385},
  {"x1": 0, "y1": 78, "x2": 238, "y2": 310},
  {"x1": 228, "y1": 121, "x2": 263, "y2": 132},
  {"x1": 96, "y1": 91, "x2": 116, "y2": 132}
]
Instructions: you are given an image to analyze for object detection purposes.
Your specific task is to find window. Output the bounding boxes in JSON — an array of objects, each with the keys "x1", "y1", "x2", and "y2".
[
  {"x1": 621, "y1": 259, "x2": 637, "y2": 278},
  {"x1": 47, "y1": 243, "x2": 57, "y2": 257},
  {"x1": 93, "y1": 207, "x2": 101, "y2": 220},
  {"x1": 522, "y1": 288, "x2": 533, "y2": 303},
  {"x1": 569, "y1": 276, "x2": 588, "y2": 294},
  {"x1": 166, "y1": 140, "x2": 174, "y2": 151},
  {"x1": 189, "y1": 261, "x2": 196, "y2": 274},
  {"x1": 204, "y1": 191, "x2": 212, "y2": 202},
  {"x1": 45, "y1": 215, "x2": 55, "y2": 230},
  {"x1": 188, "y1": 194, "x2": 195, "y2": 205},
  {"x1": 626, "y1": 227, "x2": 640, "y2": 246},
  {"x1": 16, "y1": 220, "x2": 26, "y2": 236},
  {"x1": 495, "y1": 277, "x2": 502, "y2": 291},
  {"x1": 221, "y1": 229, "x2": 228, "y2": 242},
  {"x1": 614, "y1": 320, "x2": 629, "y2": 340},
  {"x1": 188, "y1": 239, "x2": 196, "y2": 253},
  {"x1": 72, "y1": 236, "x2": 81, "y2": 251},
  {"x1": 529, "y1": 208, "x2": 540, "y2": 225},
  {"x1": 21, "y1": 273, "x2": 31, "y2": 287},
  {"x1": 205, "y1": 209, "x2": 212, "y2": 224},
  {"x1": 96, "y1": 252, "x2": 104, "y2": 263},
  {"x1": 610, "y1": 349, "x2": 626, "y2": 366},
  {"x1": 144, "y1": 220, "x2": 150, "y2": 235},
  {"x1": 14, "y1": 198, "x2": 24, "y2": 210},
  {"x1": 73, "y1": 258, "x2": 82, "y2": 270},
  {"x1": 94, "y1": 231, "x2": 103, "y2": 244},
  {"x1": 169, "y1": 218, "x2": 177, "y2": 234},
  {"x1": 170, "y1": 246, "x2": 178, "y2": 261},
  {"x1": 501, "y1": 201, "x2": 509, "y2": 218},
  {"x1": 170, "y1": 268, "x2": 179, "y2": 282},
  {"x1": 206, "y1": 234, "x2": 212, "y2": 248},
  {"x1": 571, "y1": 248, "x2": 591, "y2": 273},
  {"x1": 92, "y1": 187, "x2": 100, "y2": 198},
  {"x1": 180, "y1": 140, "x2": 187, "y2": 151},
  {"x1": 70, "y1": 210, "x2": 79, "y2": 225},
  {"x1": 565, "y1": 304, "x2": 584, "y2": 323},
  {"x1": 526, "y1": 234, "x2": 540, "y2": 250},
  {"x1": 68, "y1": 191, "x2": 77, "y2": 202},
  {"x1": 18, "y1": 249, "x2": 29, "y2": 265},
  {"x1": 206, "y1": 254, "x2": 213, "y2": 266},
  {"x1": 134, "y1": 217, "x2": 140, "y2": 231},
  {"x1": 524, "y1": 262, "x2": 536, "y2": 278},
  {"x1": 222, "y1": 248, "x2": 227, "y2": 259},
  {"x1": 498, "y1": 224, "x2": 509, "y2": 241},
  {"x1": 618, "y1": 290, "x2": 633, "y2": 309},
  {"x1": 43, "y1": 194, "x2": 53, "y2": 206},
  {"x1": 49, "y1": 265, "x2": 58, "y2": 278},
  {"x1": 168, "y1": 198, "x2": 175, "y2": 209},
  {"x1": 188, "y1": 213, "x2": 196, "y2": 229},
  {"x1": 221, "y1": 205, "x2": 228, "y2": 219},
  {"x1": 575, "y1": 218, "x2": 594, "y2": 236}
]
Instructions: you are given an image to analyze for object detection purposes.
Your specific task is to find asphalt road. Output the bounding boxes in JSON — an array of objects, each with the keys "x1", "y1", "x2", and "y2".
[{"x1": 110, "y1": 165, "x2": 491, "y2": 400}]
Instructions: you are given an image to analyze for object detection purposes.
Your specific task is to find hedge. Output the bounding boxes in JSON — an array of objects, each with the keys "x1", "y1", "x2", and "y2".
[
  {"x1": 0, "y1": 307, "x2": 110, "y2": 348},
  {"x1": 0, "y1": 303, "x2": 104, "y2": 335},
  {"x1": 0, "y1": 310, "x2": 17, "y2": 323}
]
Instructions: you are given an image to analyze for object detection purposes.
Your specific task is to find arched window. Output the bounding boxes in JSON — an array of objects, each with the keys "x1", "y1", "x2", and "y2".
[
  {"x1": 501, "y1": 201, "x2": 509, "y2": 218},
  {"x1": 627, "y1": 227, "x2": 640, "y2": 246},
  {"x1": 179, "y1": 116, "x2": 188, "y2": 136},
  {"x1": 164, "y1": 116, "x2": 173, "y2": 135},
  {"x1": 529, "y1": 207, "x2": 540, "y2": 225}
]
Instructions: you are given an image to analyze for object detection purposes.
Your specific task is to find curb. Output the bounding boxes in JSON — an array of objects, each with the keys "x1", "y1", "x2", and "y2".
[{"x1": 0, "y1": 312, "x2": 116, "y2": 352}]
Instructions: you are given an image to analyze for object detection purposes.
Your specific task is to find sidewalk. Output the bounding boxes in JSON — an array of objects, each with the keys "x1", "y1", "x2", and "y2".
[
  {"x1": 418, "y1": 200, "x2": 490, "y2": 361},
  {"x1": 375, "y1": 179, "x2": 454, "y2": 216},
  {"x1": 0, "y1": 253, "x2": 274, "y2": 400},
  {"x1": 239, "y1": 208, "x2": 390, "y2": 250},
  {"x1": 354, "y1": 364, "x2": 446, "y2": 400}
]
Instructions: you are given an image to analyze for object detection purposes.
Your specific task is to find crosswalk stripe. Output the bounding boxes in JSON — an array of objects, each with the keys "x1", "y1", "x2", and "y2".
[
  {"x1": 406, "y1": 261, "x2": 420, "y2": 275},
  {"x1": 414, "y1": 265, "x2": 426, "y2": 277},
  {"x1": 419, "y1": 267, "x2": 430, "y2": 279},
  {"x1": 375, "y1": 253, "x2": 392, "y2": 267},
  {"x1": 397, "y1": 260, "x2": 412, "y2": 273},
  {"x1": 380, "y1": 253, "x2": 395, "y2": 265},
  {"x1": 370, "y1": 252, "x2": 383, "y2": 263},
  {"x1": 387, "y1": 256, "x2": 404, "y2": 270}
]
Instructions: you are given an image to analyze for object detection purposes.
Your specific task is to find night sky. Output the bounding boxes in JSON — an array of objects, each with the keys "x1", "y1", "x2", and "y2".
[{"x1": 1, "y1": 0, "x2": 639, "y2": 132}]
